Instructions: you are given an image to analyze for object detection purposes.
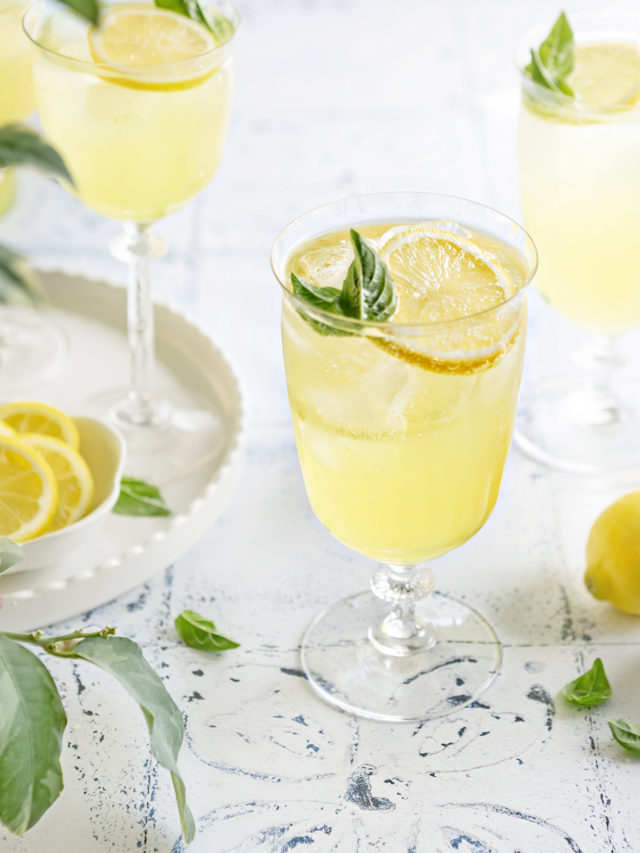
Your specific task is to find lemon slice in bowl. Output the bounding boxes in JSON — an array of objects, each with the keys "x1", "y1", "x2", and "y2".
[
  {"x1": 20, "y1": 434, "x2": 94, "y2": 533},
  {"x1": 375, "y1": 223, "x2": 520, "y2": 374},
  {"x1": 0, "y1": 401, "x2": 80, "y2": 450},
  {"x1": 0, "y1": 419, "x2": 15, "y2": 436},
  {"x1": 0, "y1": 436, "x2": 58, "y2": 542},
  {"x1": 88, "y1": 6, "x2": 220, "y2": 90}
]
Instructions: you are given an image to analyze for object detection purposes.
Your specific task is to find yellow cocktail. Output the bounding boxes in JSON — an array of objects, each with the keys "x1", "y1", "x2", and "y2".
[
  {"x1": 272, "y1": 193, "x2": 537, "y2": 722},
  {"x1": 516, "y1": 12, "x2": 640, "y2": 474},
  {"x1": 26, "y1": 0, "x2": 235, "y2": 221}
]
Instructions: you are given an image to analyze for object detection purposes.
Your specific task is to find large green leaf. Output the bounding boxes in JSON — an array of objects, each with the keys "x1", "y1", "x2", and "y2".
[
  {"x1": 0, "y1": 125, "x2": 72, "y2": 184},
  {"x1": 0, "y1": 635, "x2": 66, "y2": 836},
  {"x1": 0, "y1": 245, "x2": 44, "y2": 306},
  {"x1": 73, "y1": 636, "x2": 195, "y2": 842}
]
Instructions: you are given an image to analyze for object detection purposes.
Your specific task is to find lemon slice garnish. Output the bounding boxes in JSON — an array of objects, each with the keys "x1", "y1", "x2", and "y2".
[
  {"x1": 88, "y1": 6, "x2": 221, "y2": 91},
  {"x1": 376, "y1": 223, "x2": 520, "y2": 374},
  {"x1": 0, "y1": 401, "x2": 80, "y2": 450},
  {"x1": 570, "y1": 43, "x2": 640, "y2": 110},
  {"x1": 20, "y1": 433, "x2": 94, "y2": 532},
  {"x1": 0, "y1": 436, "x2": 58, "y2": 542}
]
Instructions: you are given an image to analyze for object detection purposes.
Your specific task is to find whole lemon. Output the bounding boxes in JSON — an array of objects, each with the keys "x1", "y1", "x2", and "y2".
[{"x1": 585, "y1": 491, "x2": 640, "y2": 615}]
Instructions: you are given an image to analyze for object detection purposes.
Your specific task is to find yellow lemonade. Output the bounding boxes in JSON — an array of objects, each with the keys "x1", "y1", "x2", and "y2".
[
  {"x1": 519, "y1": 42, "x2": 640, "y2": 333},
  {"x1": 26, "y1": 1, "x2": 236, "y2": 221},
  {"x1": 282, "y1": 222, "x2": 529, "y2": 565}
]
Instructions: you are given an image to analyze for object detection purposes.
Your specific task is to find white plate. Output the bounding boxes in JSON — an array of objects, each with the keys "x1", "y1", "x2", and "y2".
[{"x1": 0, "y1": 270, "x2": 244, "y2": 631}]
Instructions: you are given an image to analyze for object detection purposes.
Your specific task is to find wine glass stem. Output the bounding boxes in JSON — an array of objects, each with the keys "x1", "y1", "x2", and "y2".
[
  {"x1": 583, "y1": 334, "x2": 622, "y2": 426},
  {"x1": 369, "y1": 563, "x2": 437, "y2": 657},
  {"x1": 116, "y1": 222, "x2": 161, "y2": 427}
]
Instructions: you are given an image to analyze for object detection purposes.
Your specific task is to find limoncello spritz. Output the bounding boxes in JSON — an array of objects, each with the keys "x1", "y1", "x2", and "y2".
[
  {"x1": 517, "y1": 12, "x2": 640, "y2": 473},
  {"x1": 273, "y1": 193, "x2": 537, "y2": 721},
  {"x1": 26, "y1": 0, "x2": 236, "y2": 221}
]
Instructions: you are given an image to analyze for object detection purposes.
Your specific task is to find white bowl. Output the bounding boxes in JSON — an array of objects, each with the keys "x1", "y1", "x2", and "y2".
[{"x1": 12, "y1": 416, "x2": 126, "y2": 574}]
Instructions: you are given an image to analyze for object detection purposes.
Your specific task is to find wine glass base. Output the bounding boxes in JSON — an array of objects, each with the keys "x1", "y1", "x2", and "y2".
[
  {"x1": 300, "y1": 590, "x2": 502, "y2": 723},
  {"x1": 84, "y1": 387, "x2": 224, "y2": 484},
  {"x1": 0, "y1": 307, "x2": 69, "y2": 394},
  {"x1": 515, "y1": 374, "x2": 640, "y2": 475}
]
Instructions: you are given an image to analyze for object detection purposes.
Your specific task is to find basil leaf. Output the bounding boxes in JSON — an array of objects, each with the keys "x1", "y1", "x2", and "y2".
[
  {"x1": 58, "y1": 0, "x2": 99, "y2": 25},
  {"x1": 562, "y1": 657, "x2": 612, "y2": 707},
  {"x1": 113, "y1": 477, "x2": 170, "y2": 517},
  {"x1": 525, "y1": 11, "x2": 574, "y2": 96},
  {"x1": 290, "y1": 230, "x2": 397, "y2": 336},
  {"x1": 175, "y1": 609, "x2": 239, "y2": 652},
  {"x1": 0, "y1": 125, "x2": 73, "y2": 184},
  {"x1": 72, "y1": 636, "x2": 195, "y2": 843},
  {"x1": 609, "y1": 719, "x2": 640, "y2": 756},
  {"x1": 0, "y1": 635, "x2": 66, "y2": 836},
  {"x1": 340, "y1": 230, "x2": 397, "y2": 321},
  {"x1": 0, "y1": 245, "x2": 45, "y2": 306},
  {"x1": 0, "y1": 539, "x2": 24, "y2": 575}
]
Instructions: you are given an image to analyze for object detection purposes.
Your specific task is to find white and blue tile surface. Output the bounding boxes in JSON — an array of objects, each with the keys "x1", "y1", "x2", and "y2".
[{"x1": 2, "y1": 0, "x2": 640, "y2": 849}]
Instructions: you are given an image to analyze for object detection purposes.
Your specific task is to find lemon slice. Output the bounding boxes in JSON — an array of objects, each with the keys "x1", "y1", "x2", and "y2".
[
  {"x1": 376, "y1": 223, "x2": 520, "y2": 374},
  {"x1": 570, "y1": 43, "x2": 640, "y2": 110},
  {"x1": 0, "y1": 401, "x2": 80, "y2": 450},
  {"x1": 88, "y1": 6, "x2": 219, "y2": 90},
  {"x1": 0, "y1": 419, "x2": 15, "y2": 437},
  {"x1": 0, "y1": 436, "x2": 58, "y2": 543},
  {"x1": 20, "y1": 434, "x2": 94, "y2": 532}
]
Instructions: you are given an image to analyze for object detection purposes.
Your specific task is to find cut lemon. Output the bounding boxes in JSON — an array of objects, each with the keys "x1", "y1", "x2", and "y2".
[
  {"x1": 0, "y1": 419, "x2": 15, "y2": 437},
  {"x1": 20, "y1": 434, "x2": 94, "y2": 533},
  {"x1": 374, "y1": 222, "x2": 521, "y2": 374},
  {"x1": 0, "y1": 401, "x2": 79, "y2": 450},
  {"x1": 88, "y1": 6, "x2": 222, "y2": 90},
  {"x1": 570, "y1": 43, "x2": 640, "y2": 110},
  {"x1": 0, "y1": 436, "x2": 58, "y2": 543}
]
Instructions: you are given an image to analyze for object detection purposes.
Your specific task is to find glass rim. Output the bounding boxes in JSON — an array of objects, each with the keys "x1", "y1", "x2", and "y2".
[
  {"x1": 270, "y1": 191, "x2": 538, "y2": 334},
  {"x1": 515, "y1": 9, "x2": 640, "y2": 115},
  {"x1": 23, "y1": 0, "x2": 241, "y2": 79}
]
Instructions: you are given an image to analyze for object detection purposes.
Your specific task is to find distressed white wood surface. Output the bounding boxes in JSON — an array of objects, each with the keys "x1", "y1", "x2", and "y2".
[{"x1": 2, "y1": 0, "x2": 640, "y2": 850}]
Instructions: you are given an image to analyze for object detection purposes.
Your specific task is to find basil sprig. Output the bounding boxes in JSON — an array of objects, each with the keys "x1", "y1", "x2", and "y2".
[
  {"x1": 525, "y1": 11, "x2": 575, "y2": 96},
  {"x1": 562, "y1": 657, "x2": 612, "y2": 707},
  {"x1": 291, "y1": 229, "x2": 397, "y2": 336},
  {"x1": 113, "y1": 477, "x2": 171, "y2": 517}
]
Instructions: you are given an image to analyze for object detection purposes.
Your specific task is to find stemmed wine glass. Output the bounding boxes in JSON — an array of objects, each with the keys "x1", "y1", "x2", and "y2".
[
  {"x1": 516, "y1": 11, "x2": 640, "y2": 474},
  {"x1": 272, "y1": 193, "x2": 537, "y2": 722},
  {"x1": 24, "y1": 0, "x2": 239, "y2": 480}
]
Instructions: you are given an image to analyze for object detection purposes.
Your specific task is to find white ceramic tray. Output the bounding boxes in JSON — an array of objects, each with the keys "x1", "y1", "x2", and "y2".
[{"x1": 0, "y1": 270, "x2": 244, "y2": 631}]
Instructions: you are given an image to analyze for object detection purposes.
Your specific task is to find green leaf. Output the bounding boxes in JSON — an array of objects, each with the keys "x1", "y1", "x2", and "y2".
[
  {"x1": 291, "y1": 230, "x2": 397, "y2": 336},
  {"x1": 0, "y1": 539, "x2": 23, "y2": 575},
  {"x1": 155, "y1": 0, "x2": 234, "y2": 40},
  {"x1": 562, "y1": 657, "x2": 612, "y2": 707},
  {"x1": 72, "y1": 636, "x2": 195, "y2": 842},
  {"x1": 0, "y1": 244, "x2": 45, "y2": 307},
  {"x1": 175, "y1": 609, "x2": 239, "y2": 652},
  {"x1": 609, "y1": 719, "x2": 640, "y2": 755},
  {"x1": 0, "y1": 125, "x2": 73, "y2": 184},
  {"x1": 525, "y1": 11, "x2": 575, "y2": 96},
  {"x1": 58, "y1": 0, "x2": 99, "y2": 25},
  {"x1": 340, "y1": 230, "x2": 397, "y2": 322},
  {"x1": 113, "y1": 477, "x2": 171, "y2": 517},
  {"x1": 0, "y1": 634, "x2": 66, "y2": 836}
]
